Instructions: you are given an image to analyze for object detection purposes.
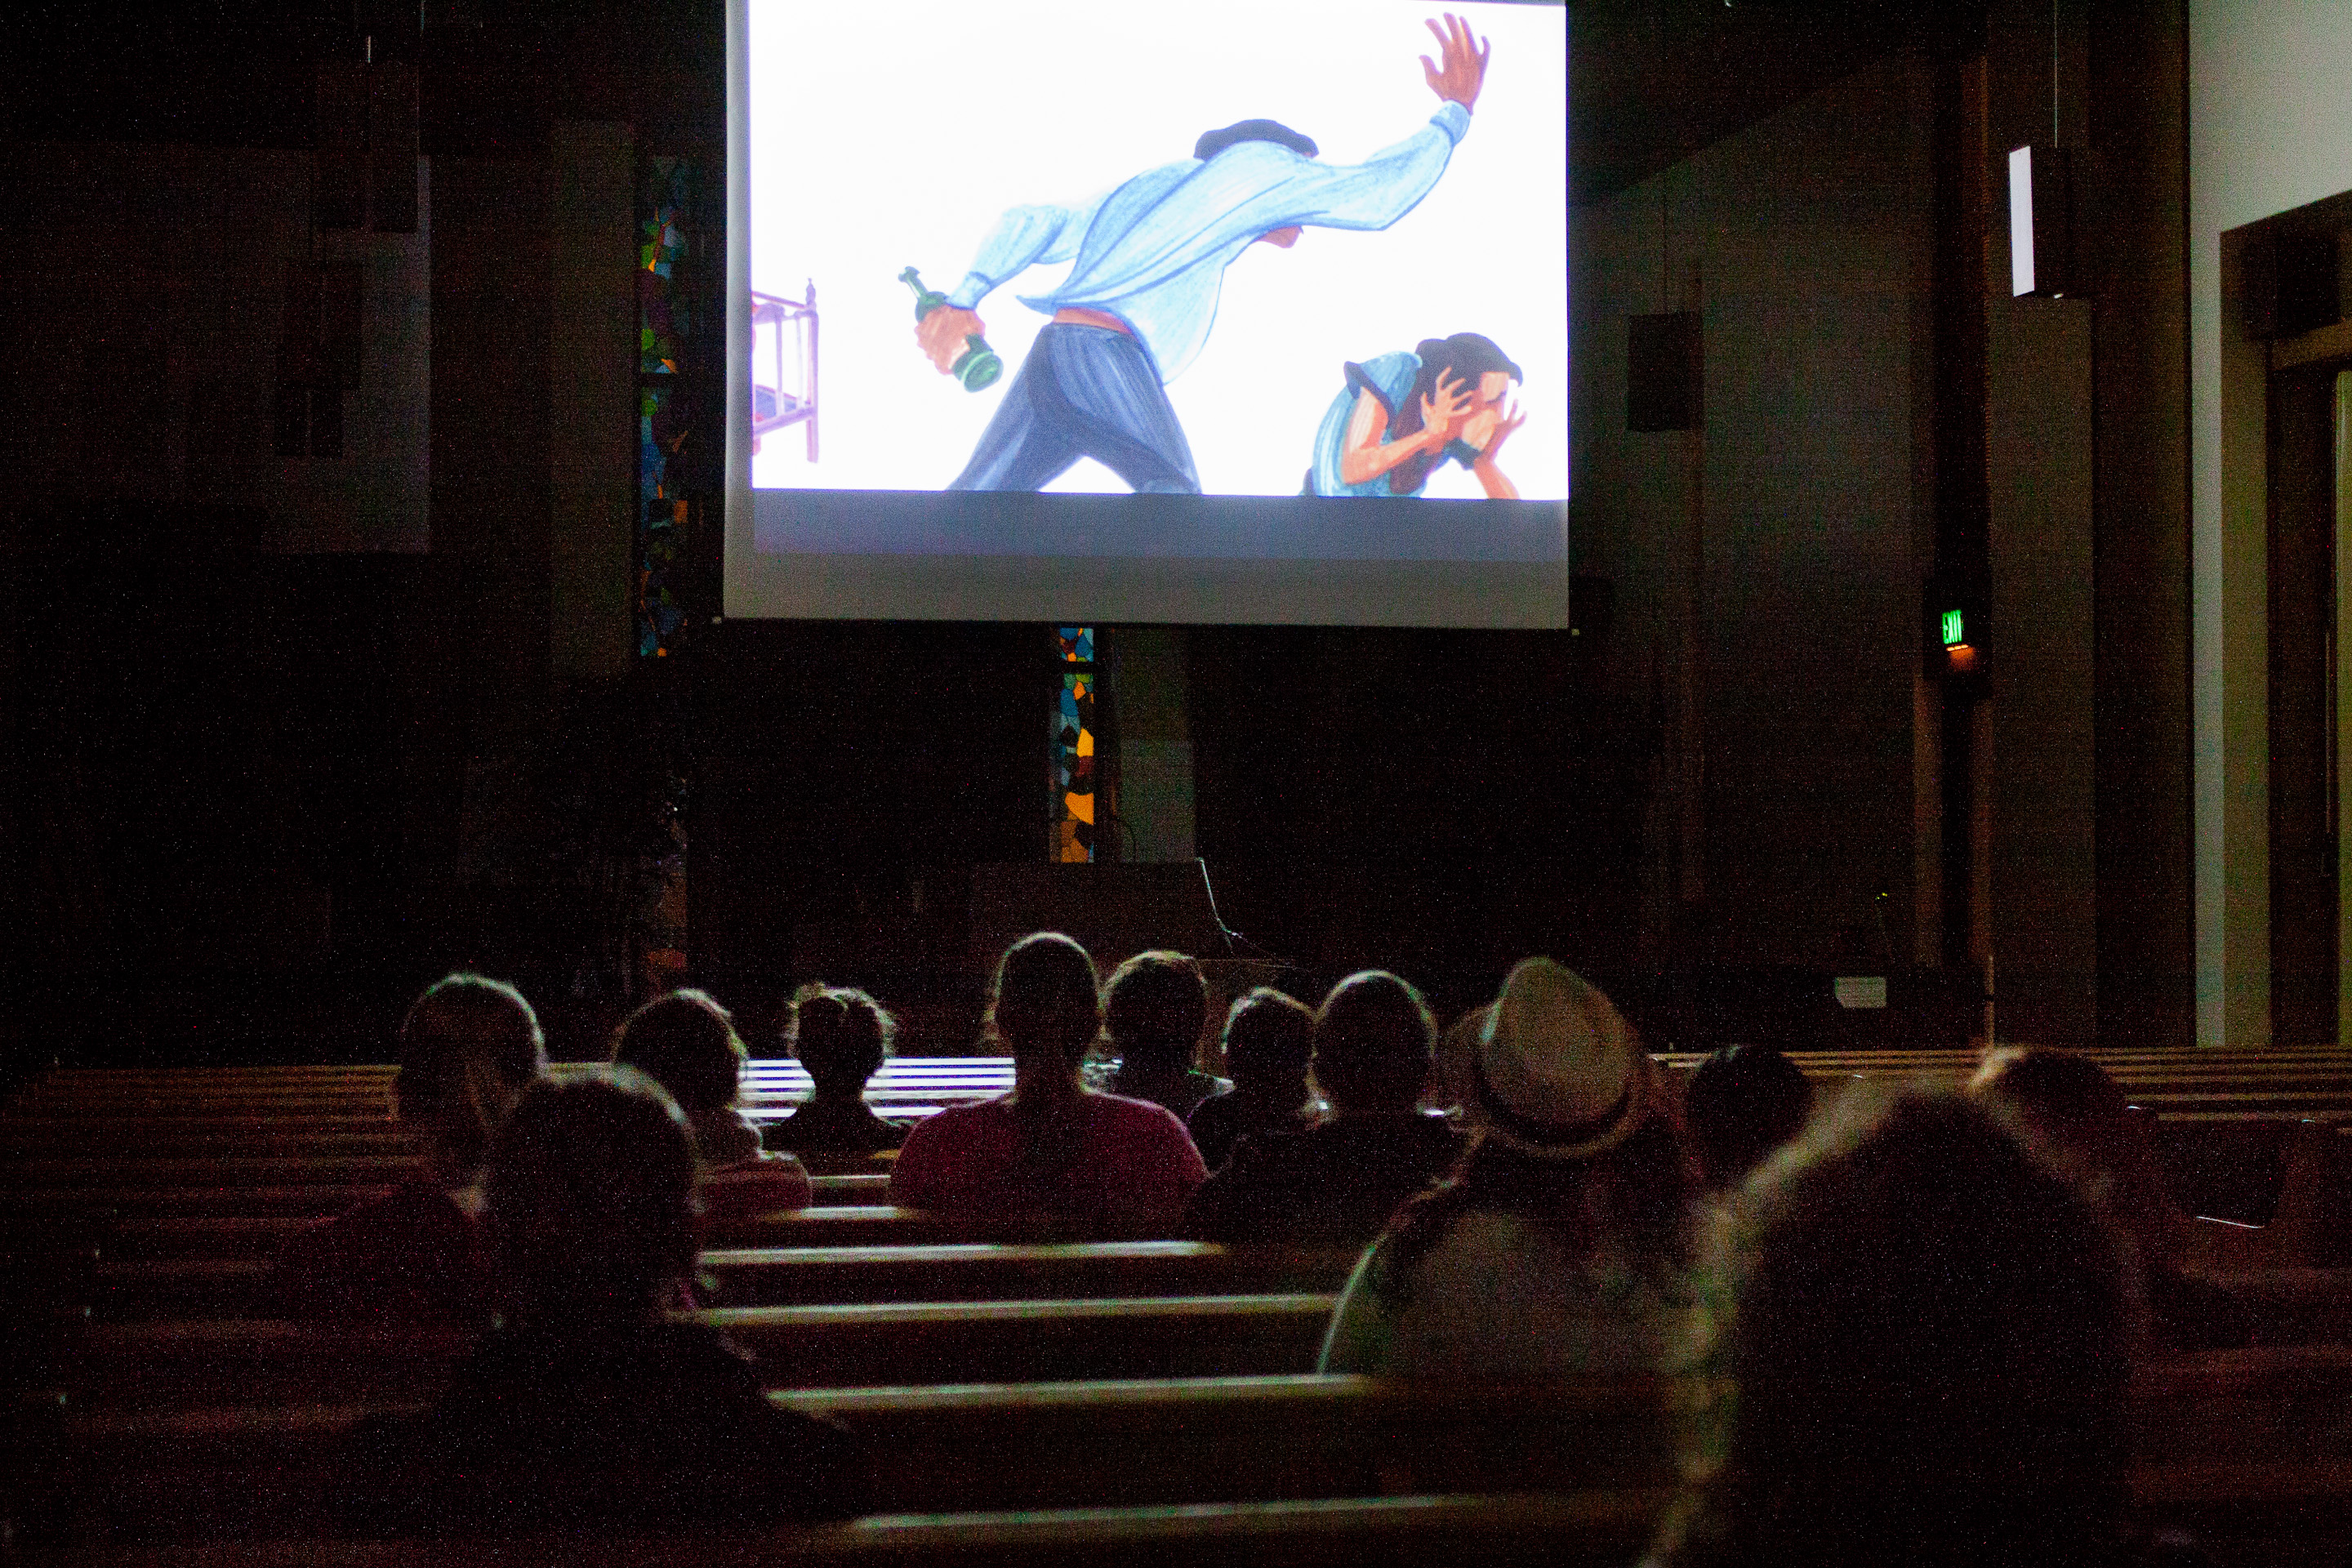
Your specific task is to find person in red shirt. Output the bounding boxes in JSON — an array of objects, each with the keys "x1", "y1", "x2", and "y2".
[{"x1": 891, "y1": 931, "x2": 1206, "y2": 1239}]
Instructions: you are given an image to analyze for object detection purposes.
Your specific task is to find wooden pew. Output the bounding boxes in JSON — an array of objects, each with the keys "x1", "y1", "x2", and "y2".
[
  {"x1": 32, "y1": 1206, "x2": 962, "y2": 1264},
  {"x1": 18, "y1": 1347, "x2": 2352, "y2": 1559},
  {"x1": 0, "y1": 1490, "x2": 1664, "y2": 1568},
  {"x1": 35, "y1": 1294, "x2": 1340, "y2": 1410},
  {"x1": 6, "y1": 1058, "x2": 1018, "y2": 1111},
  {"x1": 75, "y1": 1242, "x2": 1361, "y2": 1322},
  {"x1": 2, "y1": 1172, "x2": 889, "y2": 1223},
  {"x1": 8, "y1": 1376, "x2": 1684, "y2": 1541}
]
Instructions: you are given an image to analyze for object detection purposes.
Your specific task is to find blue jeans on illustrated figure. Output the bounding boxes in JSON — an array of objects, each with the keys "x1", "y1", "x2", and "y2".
[{"x1": 947, "y1": 324, "x2": 1201, "y2": 494}]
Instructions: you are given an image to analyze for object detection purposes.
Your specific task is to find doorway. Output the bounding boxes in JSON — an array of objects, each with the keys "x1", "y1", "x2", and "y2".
[{"x1": 2266, "y1": 361, "x2": 2351, "y2": 1044}]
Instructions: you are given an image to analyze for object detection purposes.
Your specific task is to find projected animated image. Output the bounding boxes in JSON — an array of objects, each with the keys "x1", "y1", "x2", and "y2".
[{"x1": 746, "y1": 0, "x2": 1566, "y2": 510}]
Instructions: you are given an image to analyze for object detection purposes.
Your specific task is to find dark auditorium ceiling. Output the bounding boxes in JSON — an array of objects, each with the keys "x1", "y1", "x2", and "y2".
[
  {"x1": 1570, "y1": 0, "x2": 1976, "y2": 203},
  {"x1": 7, "y1": 0, "x2": 1971, "y2": 203}
]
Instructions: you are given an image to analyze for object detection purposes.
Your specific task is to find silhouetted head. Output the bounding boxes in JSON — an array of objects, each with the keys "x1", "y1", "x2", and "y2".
[
  {"x1": 1312, "y1": 970, "x2": 1437, "y2": 1117},
  {"x1": 1220, "y1": 987, "x2": 1315, "y2": 1090},
  {"x1": 1102, "y1": 950, "x2": 1209, "y2": 1079},
  {"x1": 1967, "y1": 1046, "x2": 2128, "y2": 1169},
  {"x1": 394, "y1": 973, "x2": 548, "y2": 1186},
  {"x1": 987, "y1": 932, "x2": 1103, "y2": 1074},
  {"x1": 1968, "y1": 1045, "x2": 2177, "y2": 1271},
  {"x1": 1193, "y1": 118, "x2": 1318, "y2": 162},
  {"x1": 1670, "y1": 1090, "x2": 2132, "y2": 1566},
  {"x1": 485, "y1": 1068, "x2": 701, "y2": 1330},
  {"x1": 1683, "y1": 1043, "x2": 1815, "y2": 1192},
  {"x1": 788, "y1": 982, "x2": 896, "y2": 1100},
  {"x1": 611, "y1": 988, "x2": 746, "y2": 1118}
]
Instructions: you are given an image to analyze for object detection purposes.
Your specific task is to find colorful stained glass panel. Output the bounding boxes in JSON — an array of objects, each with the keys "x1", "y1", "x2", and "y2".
[
  {"x1": 1054, "y1": 630, "x2": 1098, "y2": 862},
  {"x1": 639, "y1": 157, "x2": 691, "y2": 375}
]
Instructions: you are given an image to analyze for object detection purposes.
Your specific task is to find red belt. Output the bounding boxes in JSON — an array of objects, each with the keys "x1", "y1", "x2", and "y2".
[{"x1": 1052, "y1": 307, "x2": 1132, "y2": 336}]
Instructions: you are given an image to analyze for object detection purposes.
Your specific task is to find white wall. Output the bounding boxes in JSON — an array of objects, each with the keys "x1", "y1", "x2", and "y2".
[{"x1": 2189, "y1": 0, "x2": 2352, "y2": 1042}]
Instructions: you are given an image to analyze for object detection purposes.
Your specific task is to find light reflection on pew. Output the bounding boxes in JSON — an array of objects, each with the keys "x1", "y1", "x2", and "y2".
[{"x1": 32, "y1": 1207, "x2": 966, "y2": 1265}]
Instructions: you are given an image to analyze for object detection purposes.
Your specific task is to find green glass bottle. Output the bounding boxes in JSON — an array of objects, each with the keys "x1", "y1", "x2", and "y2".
[{"x1": 899, "y1": 265, "x2": 1003, "y2": 392}]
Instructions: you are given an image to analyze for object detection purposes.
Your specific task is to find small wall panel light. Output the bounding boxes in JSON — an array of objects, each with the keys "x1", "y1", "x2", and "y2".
[{"x1": 2009, "y1": 145, "x2": 2072, "y2": 298}]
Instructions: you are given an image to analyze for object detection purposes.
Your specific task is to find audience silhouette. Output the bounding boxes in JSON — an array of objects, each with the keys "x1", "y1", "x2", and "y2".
[
  {"x1": 1187, "y1": 969, "x2": 1463, "y2": 1247},
  {"x1": 1187, "y1": 985, "x2": 1320, "y2": 1171},
  {"x1": 1100, "y1": 949, "x2": 1229, "y2": 1122},
  {"x1": 612, "y1": 987, "x2": 813, "y2": 1218},
  {"x1": 764, "y1": 982, "x2": 910, "y2": 1154},
  {"x1": 1320, "y1": 959, "x2": 1709, "y2": 1383},
  {"x1": 274, "y1": 972, "x2": 546, "y2": 1331},
  {"x1": 890, "y1": 932, "x2": 1207, "y2": 1238},
  {"x1": 1646, "y1": 1089, "x2": 2157, "y2": 1568},
  {"x1": 349, "y1": 1068, "x2": 868, "y2": 1533}
]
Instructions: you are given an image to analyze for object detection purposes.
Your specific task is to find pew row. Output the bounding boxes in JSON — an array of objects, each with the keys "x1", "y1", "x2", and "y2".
[
  {"x1": 3, "y1": 1171, "x2": 889, "y2": 1221},
  {"x1": 71, "y1": 1241, "x2": 1363, "y2": 1321},
  {"x1": 7, "y1": 1374, "x2": 1686, "y2": 1538},
  {"x1": 2, "y1": 1490, "x2": 1665, "y2": 1568},
  {"x1": 15, "y1": 1349, "x2": 2352, "y2": 1561},
  {"x1": 33, "y1": 1294, "x2": 1340, "y2": 1410},
  {"x1": 29, "y1": 1206, "x2": 964, "y2": 1263}
]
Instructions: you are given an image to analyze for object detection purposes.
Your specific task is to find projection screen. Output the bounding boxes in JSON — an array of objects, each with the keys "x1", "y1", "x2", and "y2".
[{"x1": 725, "y1": 0, "x2": 1568, "y2": 626}]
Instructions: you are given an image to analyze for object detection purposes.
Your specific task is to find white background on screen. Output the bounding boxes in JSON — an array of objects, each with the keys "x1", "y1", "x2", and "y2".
[{"x1": 747, "y1": 0, "x2": 1566, "y2": 499}]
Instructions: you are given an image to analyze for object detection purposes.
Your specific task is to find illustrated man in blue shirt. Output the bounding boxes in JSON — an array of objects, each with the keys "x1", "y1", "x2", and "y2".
[{"x1": 915, "y1": 13, "x2": 1492, "y2": 494}]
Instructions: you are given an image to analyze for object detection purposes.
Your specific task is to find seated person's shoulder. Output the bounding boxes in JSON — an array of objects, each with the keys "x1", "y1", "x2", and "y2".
[
  {"x1": 765, "y1": 1103, "x2": 911, "y2": 1154},
  {"x1": 274, "y1": 1183, "x2": 492, "y2": 1330},
  {"x1": 700, "y1": 1152, "x2": 813, "y2": 1218},
  {"x1": 1086, "y1": 1089, "x2": 1200, "y2": 1147},
  {"x1": 356, "y1": 1324, "x2": 869, "y2": 1530},
  {"x1": 890, "y1": 1098, "x2": 1012, "y2": 1196},
  {"x1": 1411, "y1": 1111, "x2": 1469, "y2": 1160}
]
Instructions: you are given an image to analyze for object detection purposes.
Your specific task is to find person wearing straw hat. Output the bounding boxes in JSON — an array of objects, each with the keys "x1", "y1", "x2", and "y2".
[{"x1": 1319, "y1": 957, "x2": 1715, "y2": 1384}]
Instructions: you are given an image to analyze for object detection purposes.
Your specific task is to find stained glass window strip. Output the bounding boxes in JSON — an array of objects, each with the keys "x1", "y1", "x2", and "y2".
[
  {"x1": 1056, "y1": 626, "x2": 1097, "y2": 862},
  {"x1": 636, "y1": 381, "x2": 688, "y2": 657},
  {"x1": 639, "y1": 158, "x2": 690, "y2": 376},
  {"x1": 637, "y1": 154, "x2": 702, "y2": 659}
]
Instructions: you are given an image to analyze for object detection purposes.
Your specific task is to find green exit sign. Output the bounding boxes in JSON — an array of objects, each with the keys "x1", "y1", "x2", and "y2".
[{"x1": 1940, "y1": 608, "x2": 1965, "y2": 647}]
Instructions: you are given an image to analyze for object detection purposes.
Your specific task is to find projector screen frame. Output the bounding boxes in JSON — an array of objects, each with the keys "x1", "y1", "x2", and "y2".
[{"x1": 723, "y1": 0, "x2": 1569, "y2": 629}]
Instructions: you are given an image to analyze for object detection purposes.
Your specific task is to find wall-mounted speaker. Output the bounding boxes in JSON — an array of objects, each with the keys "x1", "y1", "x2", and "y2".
[
  {"x1": 2009, "y1": 145, "x2": 2071, "y2": 298},
  {"x1": 1628, "y1": 311, "x2": 1701, "y2": 433}
]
